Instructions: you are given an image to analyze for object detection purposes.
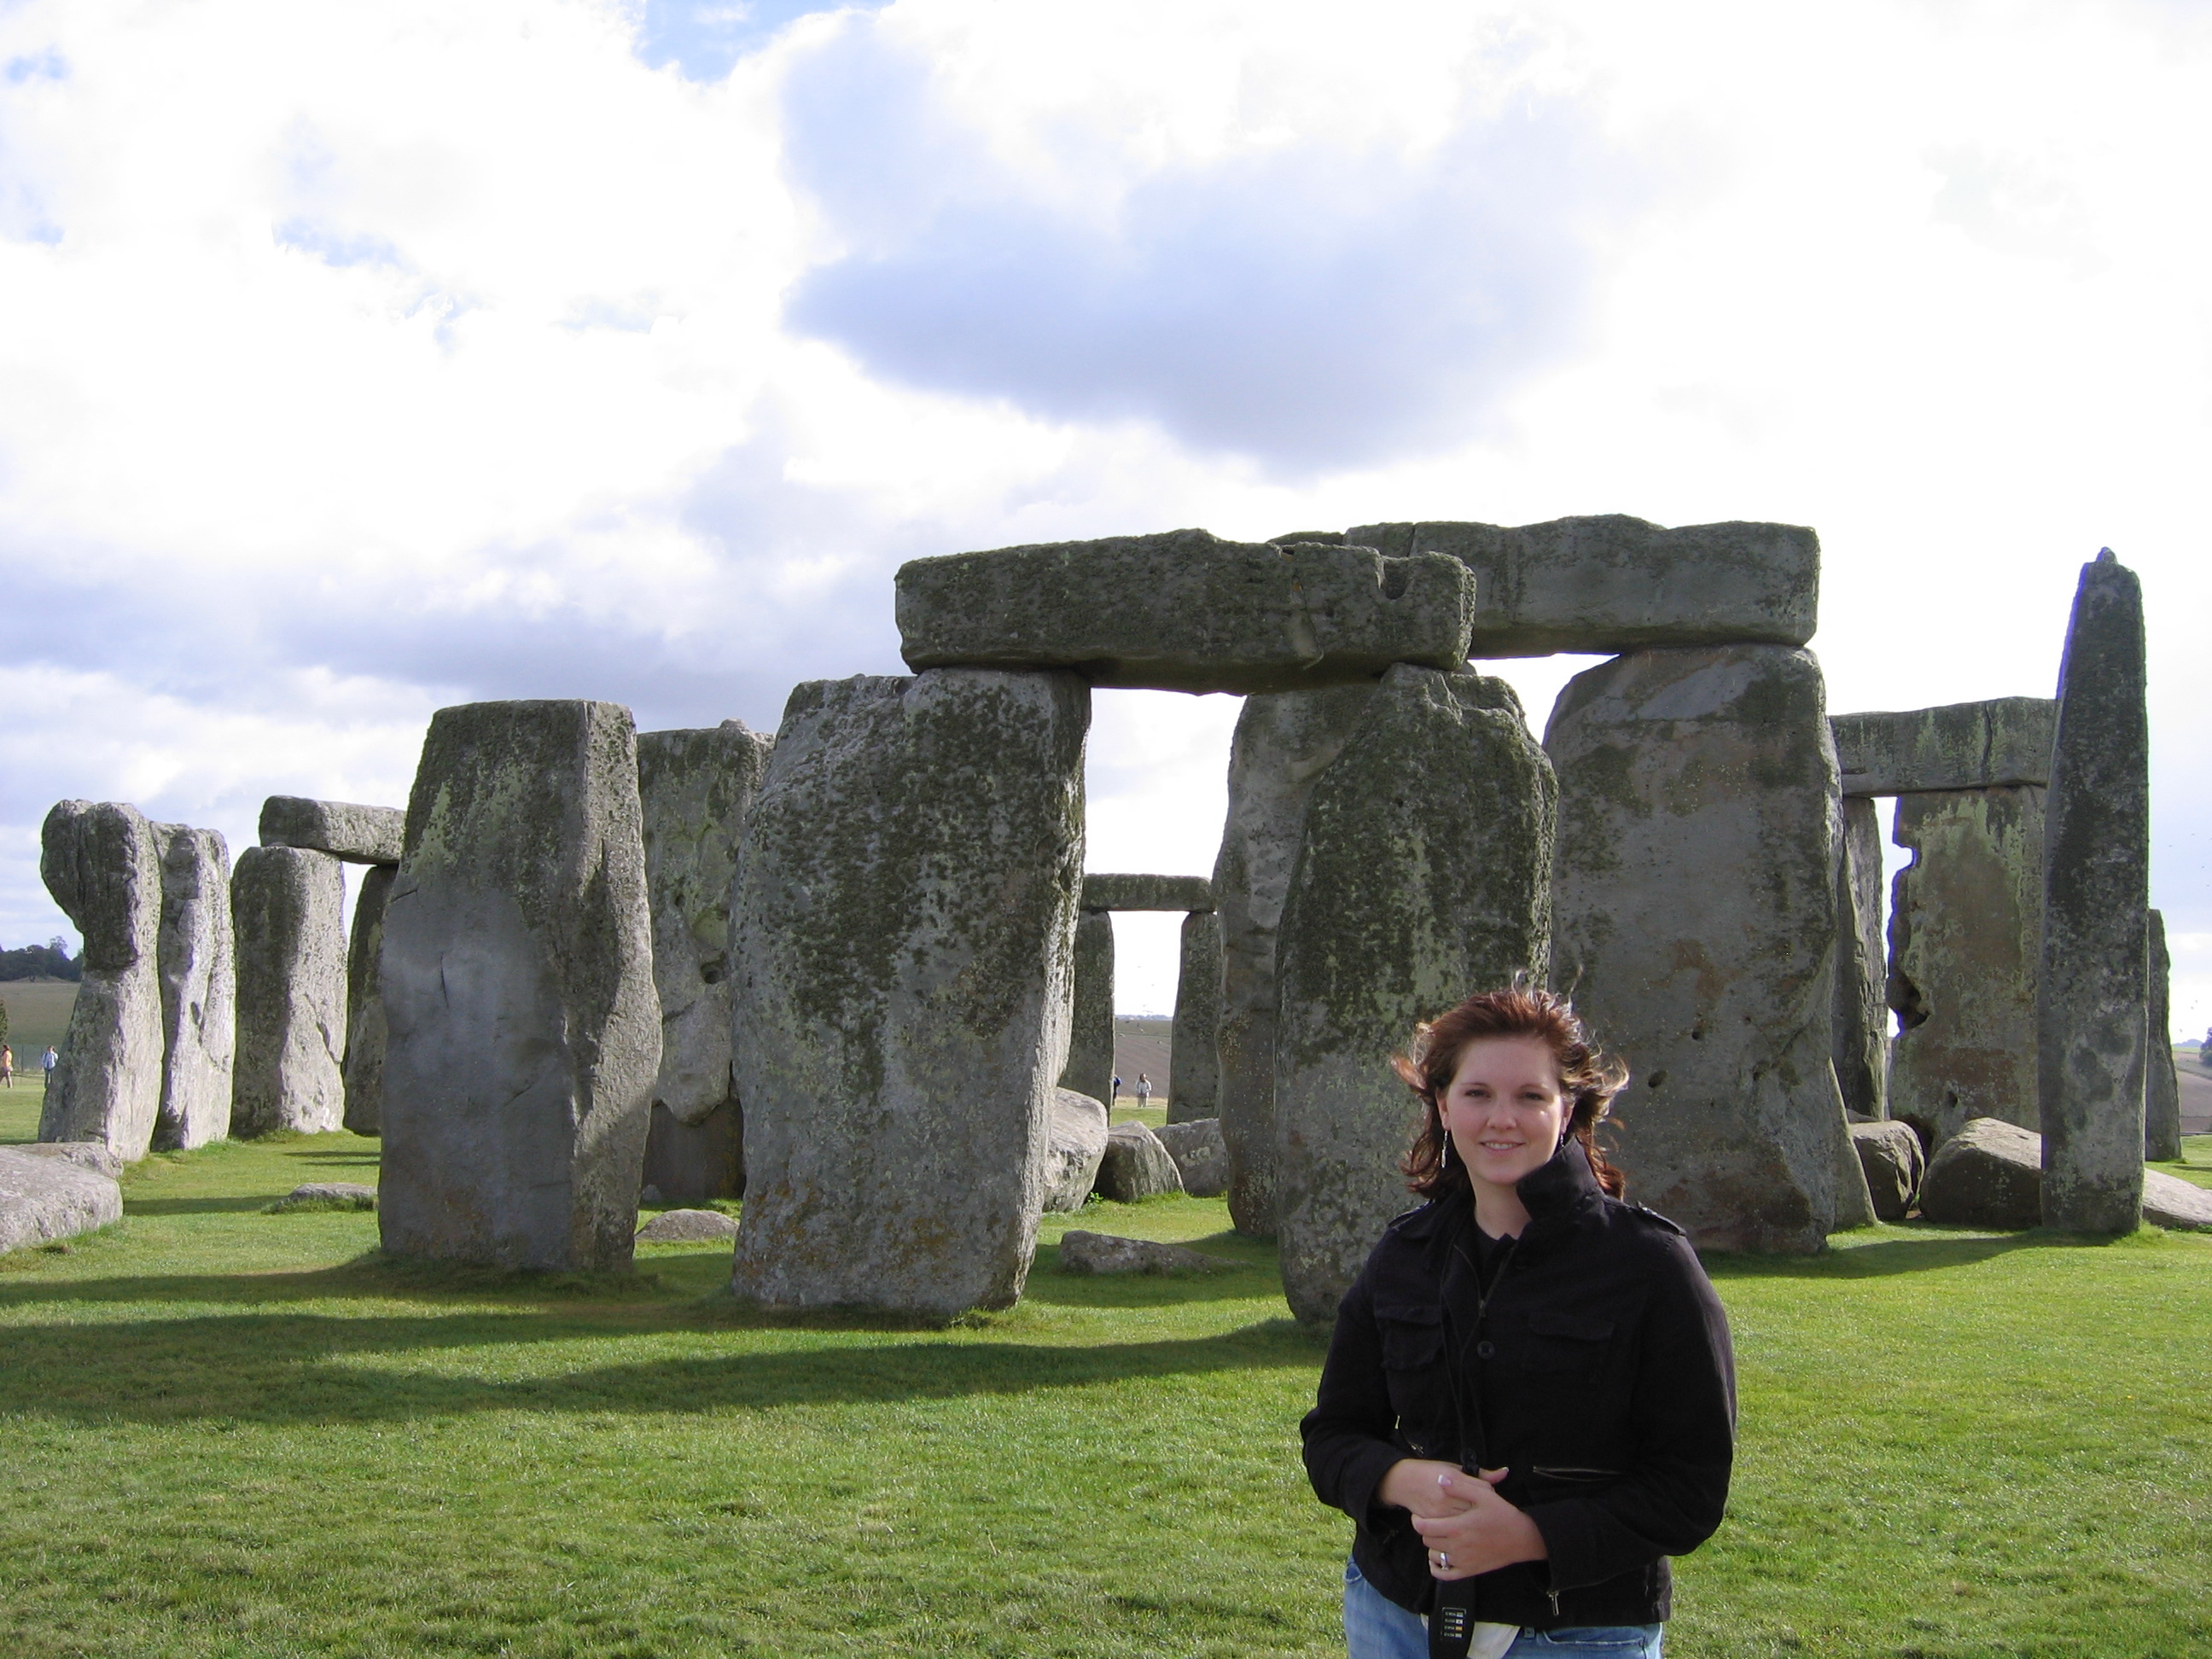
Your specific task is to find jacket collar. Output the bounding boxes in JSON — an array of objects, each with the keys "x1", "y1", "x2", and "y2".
[{"x1": 1390, "y1": 1138, "x2": 1605, "y2": 1248}]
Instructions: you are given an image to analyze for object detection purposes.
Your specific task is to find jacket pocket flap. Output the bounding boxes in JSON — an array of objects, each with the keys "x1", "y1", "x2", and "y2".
[
  {"x1": 1371, "y1": 1298, "x2": 1441, "y2": 1326},
  {"x1": 1528, "y1": 1311, "x2": 1615, "y2": 1341}
]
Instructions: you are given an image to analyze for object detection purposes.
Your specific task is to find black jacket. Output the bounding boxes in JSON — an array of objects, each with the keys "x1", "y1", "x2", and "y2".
[{"x1": 1300, "y1": 1142, "x2": 1735, "y2": 1627}]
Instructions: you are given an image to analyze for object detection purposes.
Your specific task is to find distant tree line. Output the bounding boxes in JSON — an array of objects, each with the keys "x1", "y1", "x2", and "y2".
[{"x1": 0, "y1": 938, "x2": 82, "y2": 981}]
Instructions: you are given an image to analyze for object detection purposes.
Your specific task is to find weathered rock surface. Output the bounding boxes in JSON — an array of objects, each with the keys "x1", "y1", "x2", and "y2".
[
  {"x1": 380, "y1": 700, "x2": 661, "y2": 1273},
  {"x1": 1848, "y1": 1120, "x2": 1926, "y2": 1222},
  {"x1": 1041, "y1": 1089, "x2": 1109, "y2": 1213},
  {"x1": 8, "y1": 1142, "x2": 123, "y2": 1180},
  {"x1": 39, "y1": 800, "x2": 165, "y2": 1159},
  {"x1": 1886, "y1": 787, "x2": 2046, "y2": 1145},
  {"x1": 1831, "y1": 699, "x2": 2054, "y2": 797},
  {"x1": 1214, "y1": 684, "x2": 1377, "y2": 1236},
  {"x1": 1343, "y1": 515, "x2": 1818, "y2": 656},
  {"x1": 1832, "y1": 797, "x2": 1889, "y2": 1121},
  {"x1": 258, "y1": 795, "x2": 406, "y2": 864},
  {"x1": 1080, "y1": 873, "x2": 1215, "y2": 912},
  {"x1": 151, "y1": 823, "x2": 234, "y2": 1151},
  {"x1": 1918, "y1": 1115, "x2": 2042, "y2": 1229},
  {"x1": 1059, "y1": 911, "x2": 1116, "y2": 1104},
  {"x1": 266, "y1": 1181, "x2": 376, "y2": 1212},
  {"x1": 1094, "y1": 1121, "x2": 1185, "y2": 1202},
  {"x1": 230, "y1": 846, "x2": 348, "y2": 1138},
  {"x1": 1057, "y1": 1230, "x2": 1235, "y2": 1275},
  {"x1": 341, "y1": 864, "x2": 393, "y2": 1136},
  {"x1": 1277, "y1": 667, "x2": 1555, "y2": 1321},
  {"x1": 2038, "y1": 552, "x2": 2149, "y2": 1233},
  {"x1": 1546, "y1": 646, "x2": 1844, "y2": 1253},
  {"x1": 641, "y1": 1102, "x2": 745, "y2": 1205},
  {"x1": 730, "y1": 670, "x2": 1087, "y2": 1317},
  {"x1": 895, "y1": 529, "x2": 1475, "y2": 695},
  {"x1": 1167, "y1": 910, "x2": 1221, "y2": 1123},
  {"x1": 2145, "y1": 910, "x2": 2180, "y2": 1162},
  {"x1": 637, "y1": 1207, "x2": 740, "y2": 1243},
  {"x1": 2144, "y1": 1169, "x2": 2212, "y2": 1231},
  {"x1": 1154, "y1": 1117, "x2": 1228, "y2": 1198},
  {"x1": 0, "y1": 1146, "x2": 123, "y2": 1254}
]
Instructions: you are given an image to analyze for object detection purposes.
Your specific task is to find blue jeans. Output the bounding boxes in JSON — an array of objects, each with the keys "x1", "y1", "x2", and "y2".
[{"x1": 1344, "y1": 1557, "x2": 1663, "y2": 1659}]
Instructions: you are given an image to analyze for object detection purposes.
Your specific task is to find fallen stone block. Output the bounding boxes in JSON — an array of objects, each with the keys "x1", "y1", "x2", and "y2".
[
  {"x1": 1831, "y1": 698, "x2": 2054, "y2": 796},
  {"x1": 1080, "y1": 873, "x2": 1214, "y2": 912},
  {"x1": 895, "y1": 529, "x2": 1475, "y2": 695},
  {"x1": 1041, "y1": 1089, "x2": 1109, "y2": 1214},
  {"x1": 1918, "y1": 1116, "x2": 2042, "y2": 1229},
  {"x1": 1342, "y1": 515, "x2": 1818, "y2": 656},
  {"x1": 1094, "y1": 1121, "x2": 1185, "y2": 1202},
  {"x1": 1057, "y1": 1230, "x2": 1235, "y2": 1275},
  {"x1": 637, "y1": 1207, "x2": 740, "y2": 1243},
  {"x1": 1848, "y1": 1121, "x2": 1926, "y2": 1222},
  {"x1": 8, "y1": 1142, "x2": 123, "y2": 1180},
  {"x1": 2143, "y1": 1170, "x2": 2212, "y2": 1231},
  {"x1": 230, "y1": 845, "x2": 348, "y2": 1138},
  {"x1": 265, "y1": 1181, "x2": 376, "y2": 1213},
  {"x1": 258, "y1": 795, "x2": 406, "y2": 864},
  {"x1": 1154, "y1": 1118, "x2": 1228, "y2": 1198},
  {"x1": 0, "y1": 1146, "x2": 123, "y2": 1254}
]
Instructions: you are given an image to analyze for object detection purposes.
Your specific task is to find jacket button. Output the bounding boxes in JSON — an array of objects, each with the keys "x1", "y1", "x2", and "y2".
[{"x1": 1476, "y1": 1341, "x2": 1494, "y2": 1359}]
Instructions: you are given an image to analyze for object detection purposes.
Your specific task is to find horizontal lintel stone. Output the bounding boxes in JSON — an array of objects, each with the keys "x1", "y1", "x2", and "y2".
[
  {"x1": 259, "y1": 795, "x2": 406, "y2": 864},
  {"x1": 1830, "y1": 697, "x2": 2055, "y2": 796},
  {"x1": 1080, "y1": 873, "x2": 1214, "y2": 912}
]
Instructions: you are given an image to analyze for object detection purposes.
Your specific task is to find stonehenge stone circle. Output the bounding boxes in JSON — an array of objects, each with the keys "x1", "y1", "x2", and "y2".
[
  {"x1": 1276, "y1": 667, "x2": 1555, "y2": 1324},
  {"x1": 729, "y1": 669, "x2": 1086, "y2": 1317},
  {"x1": 1546, "y1": 645, "x2": 1846, "y2": 1252},
  {"x1": 1080, "y1": 873, "x2": 1214, "y2": 911},
  {"x1": 380, "y1": 700, "x2": 661, "y2": 1273},
  {"x1": 341, "y1": 864, "x2": 393, "y2": 1136},
  {"x1": 1831, "y1": 698, "x2": 2054, "y2": 797},
  {"x1": 2145, "y1": 910, "x2": 2180, "y2": 1162},
  {"x1": 1213, "y1": 683, "x2": 1377, "y2": 1236},
  {"x1": 1059, "y1": 909, "x2": 1116, "y2": 1105},
  {"x1": 637, "y1": 720, "x2": 775, "y2": 1202},
  {"x1": 1167, "y1": 909, "x2": 1221, "y2": 1122},
  {"x1": 230, "y1": 846, "x2": 348, "y2": 1138},
  {"x1": 1095, "y1": 1121, "x2": 1184, "y2": 1202},
  {"x1": 38, "y1": 800, "x2": 166, "y2": 1159},
  {"x1": 1336, "y1": 515, "x2": 1819, "y2": 656},
  {"x1": 1832, "y1": 796, "x2": 1889, "y2": 1121},
  {"x1": 258, "y1": 795, "x2": 407, "y2": 864},
  {"x1": 1040, "y1": 1088, "x2": 1109, "y2": 1213},
  {"x1": 150, "y1": 823, "x2": 236, "y2": 1151},
  {"x1": 895, "y1": 529, "x2": 1476, "y2": 695},
  {"x1": 2037, "y1": 552, "x2": 2148, "y2": 1234},
  {"x1": 0, "y1": 1146, "x2": 123, "y2": 1254},
  {"x1": 1886, "y1": 786, "x2": 2046, "y2": 1144}
]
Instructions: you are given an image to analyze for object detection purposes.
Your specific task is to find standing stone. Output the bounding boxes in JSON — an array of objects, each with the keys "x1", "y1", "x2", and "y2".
[
  {"x1": 1059, "y1": 911, "x2": 1116, "y2": 1103},
  {"x1": 1213, "y1": 684, "x2": 1377, "y2": 1236},
  {"x1": 1546, "y1": 646, "x2": 1844, "y2": 1254},
  {"x1": 730, "y1": 670, "x2": 1088, "y2": 1317},
  {"x1": 637, "y1": 721, "x2": 776, "y2": 1202},
  {"x1": 38, "y1": 800, "x2": 165, "y2": 1159},
  {"x1": 2038, "y1": 552, "x2": 2149, "y2": 1234},
  {"x1": 1886, "y1": 787, "x2": 2046, "y2": 1145},
  {"x1": 379, "y1": 701, "x2": 661, "y2": 1272},
  {"x1": 151, "y1": 824, "x2": 235, "y2": 1150},
  {"x1": 1167, "y1": 910, "x2": 1221, "y2": 1123},
  {"x1": 2145, "y1": 910, "x2": 2180, "y2": 1162},
  {"x1": 341, "y1": 866, "x2": 393, "y2": 1136},
  {"x1": 230, "y1": 846, "x2": 348, "y2": 1138},
  {"x1": 1276, "y1": 667, "x2": 1555, "y2": 1323},
  {"x1": 1832, "y1": 796, "x2": 1888, "y2": 1120}
]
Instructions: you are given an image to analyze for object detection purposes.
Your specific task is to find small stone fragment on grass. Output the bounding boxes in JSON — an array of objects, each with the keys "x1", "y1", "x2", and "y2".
[
  {"x1": 1057, "y1": 1230, "x2": 1237, "y2": 1275},
  {"x1": 0, "y1": 1147, "x2": 124, "y2": 1253},
  {"x1": 265, "y1": 1181, "x2": 377, "y2": 1213},
  {"x1": 1093, "y1": 1121, "x2": 1184, "y2": 1202},
  {"x1": 636, "y1": 1208, "x2": 740, "y2": 1243}
]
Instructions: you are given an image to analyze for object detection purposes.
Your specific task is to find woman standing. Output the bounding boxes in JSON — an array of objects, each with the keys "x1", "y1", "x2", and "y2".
[{"x1": 1301, "y1": 987, "x2": 1735, "y2": 1659}]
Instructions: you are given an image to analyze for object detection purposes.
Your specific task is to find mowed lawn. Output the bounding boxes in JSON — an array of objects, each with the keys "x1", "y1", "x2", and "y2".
[{"x1": 1, "y1": 1109, "x2": 2209, "y2": 1658}]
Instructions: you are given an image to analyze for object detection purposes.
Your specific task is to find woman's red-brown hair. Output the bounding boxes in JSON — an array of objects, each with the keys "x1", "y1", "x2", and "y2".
[{"x1": 1393, "y1": 986, "x2": 1631, "y2": 1200}]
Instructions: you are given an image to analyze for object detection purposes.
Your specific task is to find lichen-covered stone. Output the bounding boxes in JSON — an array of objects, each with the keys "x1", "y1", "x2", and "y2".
[
  {"x1": 1167, "y1": 910, "x2": 1221, "y2": 1123},
  {"x1": 1058, "y1": 1230, "x2": 1234, "y2": 1275},
  {"x1": 1277, "y1": 667, "x2": 1555, "y2": 1322},
  {"x1": 1080, "y1": 873, "x2": 1214, "y2": 911},
  {"x1": 1546, "y1": 646, "x2": 1845, "y2": 1253},
  {"x1": 258, "y1": 795, "x2": 406, "y2": 864},
  {"x1": 151, "y1": 823, "x2": 234, "y2": 1151},
  {"x1": 636, "y1": 1207, "x2": 739, "y2": 1243},
  {"x1": 0, "y1": 1146, "x2": 122, "y2": 1254},
  {"x1": 1831, "y1": 698, "x2": 2054, "y2": 797},
  {"x1": 2145, "y1": 910, "x2": 2180, "y2": 1162},
  {"x1": 641, "y1": 1102, "x2": 745, "y2": 1205},
  {"x1": 1832, "y1": 798, "x2": 1888, "y2": 1121},
  {"x1": 1885, "y1": 787, "x2": 2046, "y2": 1148},
  {"x1": 1848, "y1": 1119, "x2": 1925, "y2": 1222},
  {"x1": 2037, "y1": 553, "x2": 2148, "y2": 1233},
  {"x1": 1059, "y1": 911, "x2": 1115, "y2": 1103},
  {"x1": 379, "y1": 700, "x2": 661, "y2": 1272},
  {"x1": 1345, "y1": 515, "x2": 1817, "y2": 656},
  {"x1": 230, "y1": 846, "x2": 348, "y2": 1138},
  {"x1": 1040, "y1": 1089, "x2": 1109, "y2": 1213},
  {"x1": 1093, "y1": 1121, "x2": 1185, "y2": 1202},
  {"x1": 341, "y1": 864, "x2": 393, "y2": 1136},
  {"x1": 1919, "y1": 1115, "x2": 2042, "y2": 1229},
  {"x1": 895, "y1": 529, "x2": 1474, "y2": 695},
  {"x1": 1213, "y1": 684, "x2": 1377, "y2": 1236},
  {"x1": 39, "y1": 800, "x2": 165, "y2": 1159},
  {"x1": 1154, "y1": 1116, "x2": 1228, "y2": 1197},
  {"x1": 730, "y1": 670, "x2": 1087, "y2": 1317}
]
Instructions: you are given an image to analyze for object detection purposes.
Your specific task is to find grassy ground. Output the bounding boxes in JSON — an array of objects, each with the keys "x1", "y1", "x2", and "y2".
[{"x1": 2, "y1": 1132, "x2": 2209, "y2": 1657}]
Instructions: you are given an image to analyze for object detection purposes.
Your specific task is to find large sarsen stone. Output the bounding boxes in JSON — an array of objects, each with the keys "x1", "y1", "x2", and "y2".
[
  {"x1": 1831, "y1": 698, "x2": 2054, "y2": 797},
  {"x1": 730, "y1": 670, "x2": 1088, "y2": 1317},
  {"x1": 230, "y1": 846, "x2": 348, "y2": 1138},
  {"x1": 2145, "y1": 910, "x2": 2180, "y2": 1162},
  {"x1": 258, "y1": 795, "x2": 406, "y2": 864},
  {"x1": 1080, "y1": 873, "x2": 1214, "y2": 912},
  {"x1": 1058, "y1": 911, "x2": 1115, "y2": 1104},
  {"x1": 1167, "y1": 910, "x2": 1221, "y2": 1123},
  {"x1": 379, "y1": 700, "x2": 661, "y2": 1272},
  {"x1": 0, "y1": 1146, "x2": 123, "y2": 1254},
  {"x1": 151, "y1": 824, "x2": 235, "y2": 1150},
  {"x1": 39, "y1": 800, "x2": 165, "y2": 1159},
  {"x1": 1832, "y1": 797, "x2": 1888, "y2": 1121},
  {"x1": 1039, "y1": 1089, "x2": 1109, "y2": 1213},
  {"x1": 341, "y1": 865, "x2": 393, "y2": 1135}
]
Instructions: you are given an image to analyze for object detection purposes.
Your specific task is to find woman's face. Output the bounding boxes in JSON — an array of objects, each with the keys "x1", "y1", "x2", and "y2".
[{"x1": 1441, "y1": 1035, "x2": 1569, "y2": 1194}]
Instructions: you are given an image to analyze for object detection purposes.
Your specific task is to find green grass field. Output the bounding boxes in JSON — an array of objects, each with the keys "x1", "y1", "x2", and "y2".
[{"x1": 2, "y1": 1129, "x2": 2209, "y2": 1657}]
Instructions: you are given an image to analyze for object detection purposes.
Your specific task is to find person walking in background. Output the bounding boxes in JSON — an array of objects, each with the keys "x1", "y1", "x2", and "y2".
[
  {"x1": 1136, "y1": 1073, "x2": 1152, "y2": 1109},
  {"x1": 42, "y1": 1045, "x2": 58, "y2": 1084},
  {"x1": 1113, "y1": 1074, "x2": 1123, "y2": 1103},
  {"x1": 0, "y1": 1044, "x2": 12, "y2": 1087}
]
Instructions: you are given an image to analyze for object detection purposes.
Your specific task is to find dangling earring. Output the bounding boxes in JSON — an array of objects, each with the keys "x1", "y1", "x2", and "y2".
[{"x1": 1438, "y1": 1111, "x2": 1454, "y2": 1169}]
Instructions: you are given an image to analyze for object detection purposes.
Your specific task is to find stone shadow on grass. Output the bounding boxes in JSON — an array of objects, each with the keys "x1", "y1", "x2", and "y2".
[{"x1": 1703, "y1": 1228, "x2": 2069, "y2": 1281}]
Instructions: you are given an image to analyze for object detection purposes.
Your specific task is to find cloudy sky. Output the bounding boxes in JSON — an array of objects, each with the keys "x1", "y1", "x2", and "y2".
[{"x1": 2, "y1": 0, "x2": 2207, "y2": 1022}]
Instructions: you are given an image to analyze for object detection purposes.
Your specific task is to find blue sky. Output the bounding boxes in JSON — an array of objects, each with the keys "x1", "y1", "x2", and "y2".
[{"x1": 0, "y1": 0, "x2": 2208, "y2": 1017}]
